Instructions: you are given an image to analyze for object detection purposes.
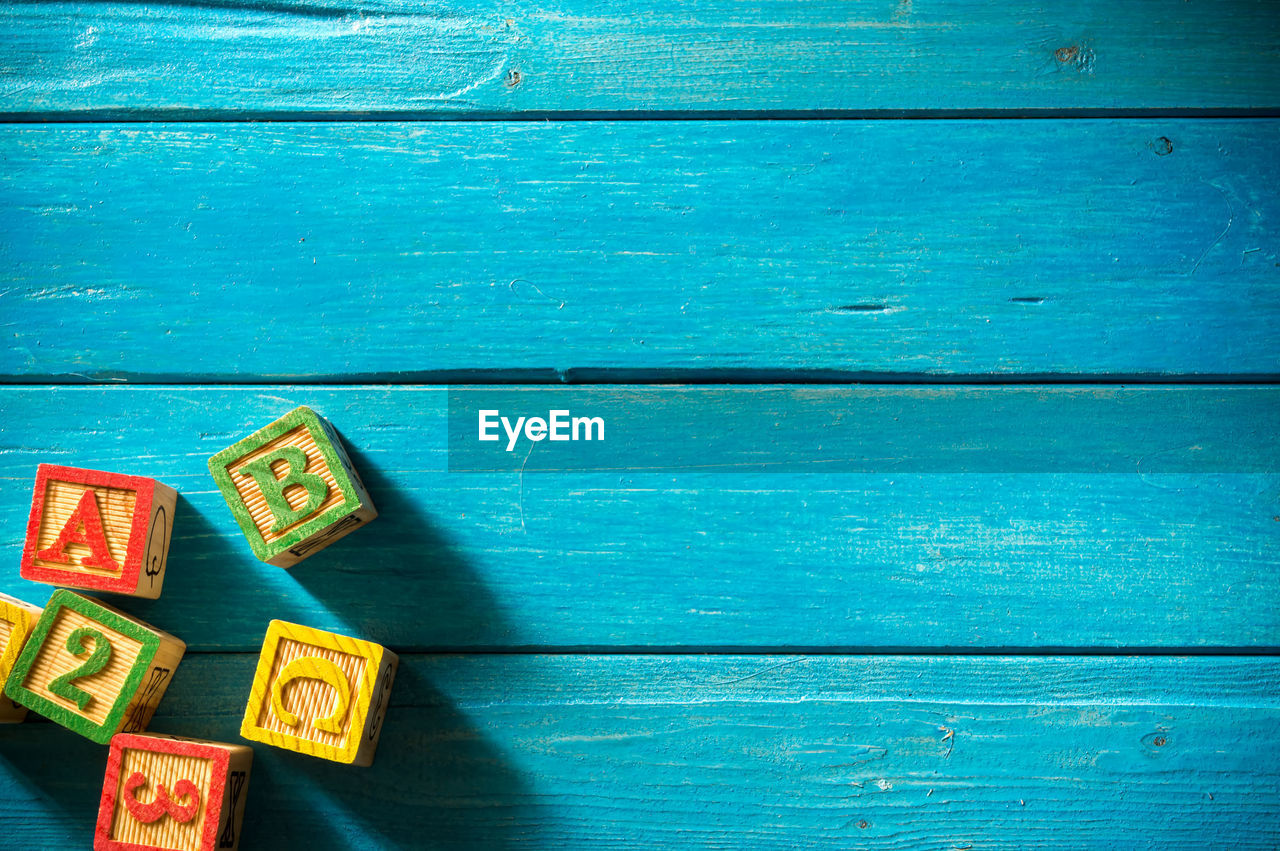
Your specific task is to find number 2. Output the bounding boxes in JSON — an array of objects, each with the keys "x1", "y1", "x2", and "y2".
[{"x1": 49, "y1": 627, "x2": 112, "y2": 710}]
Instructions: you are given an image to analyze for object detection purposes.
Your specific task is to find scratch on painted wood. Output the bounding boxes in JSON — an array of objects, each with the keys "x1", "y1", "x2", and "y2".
[
  {"x1": 704, "y1": 658, "x2": 806, "y2": 685},
  {"x1": 518, "y1": 440, "x2": 534, "y2": 531},
  {"x1": 1192, "y1": 180, "x2": 1235, "y2": 275},
  {"x1": 509, "y1": 277, "x2": 566, "y2": 309}
]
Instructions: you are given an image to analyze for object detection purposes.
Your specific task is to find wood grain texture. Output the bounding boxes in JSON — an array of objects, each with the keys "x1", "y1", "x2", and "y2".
[
  {"x1": 3, "y1": 654, "x2": 1278, "y2": 849},
  {"x1": 4, "y1": 5, "x2": 1278, "y2": 841},
  {"x1": 0, "y1": 386, "x2": 1275, "y2": 651},
  {"x1": 3, "y1": 0, "x2": 1280, "y2": 116},
  {"x1": 3, "y1": 119, "x2": 1278, "y2": 380}
]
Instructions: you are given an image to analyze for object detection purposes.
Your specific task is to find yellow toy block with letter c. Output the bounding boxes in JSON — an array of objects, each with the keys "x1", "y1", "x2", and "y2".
[{"x1": 239, "y1": 620, "x2": 397, "y2": 767}]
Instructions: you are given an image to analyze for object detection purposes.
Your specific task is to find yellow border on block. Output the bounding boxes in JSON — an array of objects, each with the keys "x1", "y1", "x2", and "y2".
[
  {"x1": 0, "y1": 596, "x2": 40, "y2": 686},
  {"x1": 240, "y1": 620, "x2": 384, "y2": 764}
]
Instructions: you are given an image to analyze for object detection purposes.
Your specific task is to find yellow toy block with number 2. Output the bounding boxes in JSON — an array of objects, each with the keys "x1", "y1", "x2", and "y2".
[{"x1": 240, "y1": 620, "x2": 397, "y2": 766}]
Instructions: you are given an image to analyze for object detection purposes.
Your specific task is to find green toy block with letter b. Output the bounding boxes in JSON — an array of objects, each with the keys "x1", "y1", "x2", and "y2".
[{"x1": 208, "y1": 406, "x2": 377, "y2": 567}]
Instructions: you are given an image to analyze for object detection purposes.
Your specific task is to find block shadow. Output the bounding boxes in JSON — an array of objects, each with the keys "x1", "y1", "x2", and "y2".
[
  {"x1": 282, "y1": 438, "x2": 517, "y2": 650},
  {"x1": 231, "y1": 427, "x2": 534, "y2": 846},
  {"x1": 242, "y1": 663, "x2": 539, "y2": 849},
  {"x1": 122, "y1": 490, "x2": 269, "y2": 643},
  {"x1": 0, "y1": 721, "x2": 107, "y2": 847}
]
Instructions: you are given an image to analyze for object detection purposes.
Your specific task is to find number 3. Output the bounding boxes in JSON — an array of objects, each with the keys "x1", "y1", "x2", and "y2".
[
  {"x1": 49, "y1": 627, "x2": 112, "y2": 710},
  {"x1": 123, "y1": 771, "x2": 201, "y2": 824}
]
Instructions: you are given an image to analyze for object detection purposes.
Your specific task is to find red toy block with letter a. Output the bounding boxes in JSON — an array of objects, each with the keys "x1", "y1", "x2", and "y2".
[{"x1": 21, "y1": 464, "x2": 178, "y2": 600}]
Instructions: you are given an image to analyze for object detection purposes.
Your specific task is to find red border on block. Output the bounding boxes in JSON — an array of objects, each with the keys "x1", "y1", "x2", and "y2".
[
  {"x1": 20, "y1": 464, "x2": 156, "y2": 595},
  {"x1": 95, "y1": 733, "x2": 230, "y2": 851}
]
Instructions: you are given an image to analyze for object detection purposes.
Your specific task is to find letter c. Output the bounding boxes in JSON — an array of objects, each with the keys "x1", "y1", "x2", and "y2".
[{"x1": 271, "y1": 656, "x2": 352, "y2": 734}]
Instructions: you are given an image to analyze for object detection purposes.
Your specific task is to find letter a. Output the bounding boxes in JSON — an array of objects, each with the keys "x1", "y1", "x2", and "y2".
[
  {"x1": 36, "y1": 489, "x2": 120, "y2": 570},
  {"x1": 236, "y1": 446, "x2": 329, "y2": 533}
]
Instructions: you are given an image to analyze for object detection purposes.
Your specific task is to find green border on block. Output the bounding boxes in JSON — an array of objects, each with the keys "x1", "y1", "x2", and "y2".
[
  {"x1": 2, "y1": 589, "x2": 160, "y2": 744},
  {"x1": 207, "y1": 405, "x2": 363, "y2": 563}
]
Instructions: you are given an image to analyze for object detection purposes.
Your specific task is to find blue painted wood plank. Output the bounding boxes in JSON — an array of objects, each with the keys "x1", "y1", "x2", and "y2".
[
  {"x1": 3, "y1": 120, "x2": 1278, "y2": 380},
  {"x1": 2, "y1": 654, "x2": 1277, "y2": 849},
  {"x1": 3, "y1": 0, "x2": 1279, "y2": 116},
  {"x1": 1, "y1": 386, "x2": 1275, "y2": 651}
]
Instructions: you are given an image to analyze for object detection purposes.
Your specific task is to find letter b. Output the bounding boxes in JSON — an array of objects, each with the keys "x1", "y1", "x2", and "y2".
[{"x1": 237, "y1": 446, "x2": 328, "y2": 533}]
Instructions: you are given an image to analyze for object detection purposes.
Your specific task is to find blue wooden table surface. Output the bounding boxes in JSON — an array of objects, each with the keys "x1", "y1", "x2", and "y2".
[{"x1": 2, "y1": 1, "x2": 1278, "y2": 848}]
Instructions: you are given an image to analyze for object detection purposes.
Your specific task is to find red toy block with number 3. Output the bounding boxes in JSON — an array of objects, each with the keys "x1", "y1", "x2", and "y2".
[
  {"x1": 95, "y1": 732, "x2": 253, "y2": 851},
  {"x1": 20, "y1": 464, "x2": 178, "y2": 599}
]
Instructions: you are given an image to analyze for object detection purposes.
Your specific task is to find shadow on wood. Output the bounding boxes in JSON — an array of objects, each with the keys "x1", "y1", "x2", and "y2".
[
  {"x1": 240, "y1": 664, "x2": 538, "y2": 849},
  {"x1": 0, "y1": 727, "x2": 106, "y2": 847},
  {"x1": 287, "y1": 438, "x2": 518, "y2": 650}
]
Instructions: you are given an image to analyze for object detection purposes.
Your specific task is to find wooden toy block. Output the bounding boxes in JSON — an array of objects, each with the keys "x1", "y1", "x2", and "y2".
[
  {"x1": 20, "y1": 463, "x2": 178, "y2": 599},
  {"x1": 207, "y1": 406, "x2": 376, "y2": 567},
  {"x1": 0, "y1": 592, "x2": 44, "y2": 723},
  {"x1": 3, "y1": 590, "x2": 186, "y2": 743},
  {"x1": 240, "y1": 620, "x2": 397, "y2": 766},
  {"x1": 95, "y1": 733, "x2": 253, "y2": 851}
]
